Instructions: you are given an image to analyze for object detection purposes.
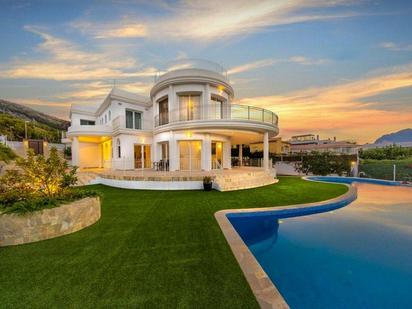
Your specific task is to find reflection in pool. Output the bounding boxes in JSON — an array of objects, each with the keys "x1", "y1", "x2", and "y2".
[{"x1": 229, "y1": 183, "x2": 412, "y2": 309}]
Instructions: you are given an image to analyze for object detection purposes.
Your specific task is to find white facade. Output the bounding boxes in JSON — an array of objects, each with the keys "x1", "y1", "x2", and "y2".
[{"x1": 66, "y1": 63, "x2": 279, "y2": 172}]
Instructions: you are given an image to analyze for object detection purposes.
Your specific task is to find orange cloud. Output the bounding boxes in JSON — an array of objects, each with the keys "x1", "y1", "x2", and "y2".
[{"x1": 237, "y1": 66, "x2": 412, "y2": 143}]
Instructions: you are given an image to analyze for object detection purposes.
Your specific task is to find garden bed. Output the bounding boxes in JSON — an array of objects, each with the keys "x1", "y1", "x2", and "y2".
[{"x1": 0, "y1": 196, "x2": 100, "y2": 247}]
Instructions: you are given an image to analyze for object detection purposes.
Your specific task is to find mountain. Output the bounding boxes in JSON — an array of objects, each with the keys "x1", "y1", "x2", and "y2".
[
  {"x1": 375, "y1": 128, "x2": 412, "y2": 144},
  {"x1": 0, "y1": 99, "x2": 70, "y2": 143},
  {"x1": 0, "y1": 99, "x2": 69, "y2": 130}
]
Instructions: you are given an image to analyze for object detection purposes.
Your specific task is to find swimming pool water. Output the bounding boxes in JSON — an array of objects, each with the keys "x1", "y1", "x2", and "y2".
[{"x1": 229, "y1": 183, "x2": 412, "y2": 308}]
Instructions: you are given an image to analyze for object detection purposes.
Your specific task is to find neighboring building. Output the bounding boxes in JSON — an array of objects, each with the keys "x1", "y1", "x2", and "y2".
[
  {"x1": 289, "y1": 134, "x2": 358, "y2": 155},
  {"x1": 65, "y1": 60, "x2": 279, "y2": 171},
  {"x1": 250, "y1": 137, "x2": 291, "y2": 154},
  {"x1": 289, "y1": 134, "x2": 319, "y2": 145}
]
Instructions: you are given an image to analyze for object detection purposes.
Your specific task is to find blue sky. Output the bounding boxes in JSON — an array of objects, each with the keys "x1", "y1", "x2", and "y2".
[{"x1": 0, "y1": 0, "x2": 411, "y2": 143}]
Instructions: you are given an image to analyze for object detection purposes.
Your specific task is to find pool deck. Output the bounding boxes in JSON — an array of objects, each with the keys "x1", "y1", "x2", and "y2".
[{"x1": 214, "y1": 181, "x2": 357, "y2": 309}]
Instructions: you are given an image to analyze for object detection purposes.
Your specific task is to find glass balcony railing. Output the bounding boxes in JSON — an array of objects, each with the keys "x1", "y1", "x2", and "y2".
[
  {"x1": 154, "y1": 103, "x2": 278, "y2": 127},
  {"x1": 154, "y1": 59, "x2": 228, "y2": 82}
]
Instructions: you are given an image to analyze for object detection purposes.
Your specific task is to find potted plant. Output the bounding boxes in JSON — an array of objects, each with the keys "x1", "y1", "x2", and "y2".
[{"x1": 203, "y1": 176, "x2": 213, "y2": 191}]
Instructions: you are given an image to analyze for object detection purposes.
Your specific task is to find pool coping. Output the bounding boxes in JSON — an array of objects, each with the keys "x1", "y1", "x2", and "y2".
[{"x1": 214, "y1": 180, "x2": 357, "y2": 309}]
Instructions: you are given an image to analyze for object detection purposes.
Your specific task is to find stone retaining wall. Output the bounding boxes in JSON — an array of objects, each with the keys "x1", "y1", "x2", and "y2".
[{"x1": 0, "y1": 197, "x2": 100, "y2": 247}]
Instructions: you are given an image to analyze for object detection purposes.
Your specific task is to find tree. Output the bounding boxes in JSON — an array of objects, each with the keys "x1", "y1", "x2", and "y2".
[
  {"x1": 295, "y1": 151, "x2": 352, "y2": 176},
  {"x1": 0, "y1": 147, "x2": 77, "y2": 204}
]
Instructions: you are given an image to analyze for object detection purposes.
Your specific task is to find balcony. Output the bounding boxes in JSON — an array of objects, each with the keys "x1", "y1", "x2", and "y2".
[
  {"x1": 67, "y1": 124, "x2": 112, "y2": 136},
  {"x1": 154, "y1": 103, "x2": 278, "y2": 128},
  {"x1": 112, "y1": 115, "x2": 152, "y2": 132},
  {"x1": 67, "y1": 115, "x2": 152, "y2": 137}
]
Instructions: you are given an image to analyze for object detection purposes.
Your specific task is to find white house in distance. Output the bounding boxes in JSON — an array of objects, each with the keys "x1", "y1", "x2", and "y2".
[{"x1": 66, "y1": 60, "x2": 279, "y2": 188}]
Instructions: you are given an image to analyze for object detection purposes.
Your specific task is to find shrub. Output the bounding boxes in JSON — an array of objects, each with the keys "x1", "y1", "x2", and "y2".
[
  {"x1": 0, "y1": 143, "x2": 17, "y2": 163},
  {"x1": 295, "y1": 151, "x2": 353, "y2": 176},
  {"x1": 359, "y1": 145, "x2": 412, "y2": 160},
  {"x1": 1, "y1": 189, "x2": 99, "y2": 215},
  {"x1": 0, "y1": 147, "x2": 87, "y2": 214},
  {"x1": 64, "y1": 146, "x2": 72, "y2": 158}
]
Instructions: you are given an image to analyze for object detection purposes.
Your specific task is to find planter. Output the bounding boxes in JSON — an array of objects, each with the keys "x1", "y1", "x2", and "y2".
[
  {"x1": 203, "y1": 182, "x2": 213, "y2": 191},
  {"x1": 0, "y1": 197, "x2": 101, "y2": 247}
]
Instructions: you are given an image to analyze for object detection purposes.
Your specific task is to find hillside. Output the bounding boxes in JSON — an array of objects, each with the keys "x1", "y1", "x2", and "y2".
[
  {"x1": 375, "y1": 128, "x2": 412, "y2": 144},
  {"x1": 0, "y1": 99, "x2": 70, "y2": 143},
  {"x1": 0, "y1": 99, "x2": 69, "y2": 130}
]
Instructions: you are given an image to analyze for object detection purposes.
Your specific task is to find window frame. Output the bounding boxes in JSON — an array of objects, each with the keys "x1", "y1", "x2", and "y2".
[{"x1": 125, "y1": 109, "x2": 143, "y2": 129}]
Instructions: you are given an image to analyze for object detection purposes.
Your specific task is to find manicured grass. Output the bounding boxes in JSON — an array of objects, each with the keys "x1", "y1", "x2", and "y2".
[{"x1": 0, "y1": 177, "x2": 347, "y2": 308}]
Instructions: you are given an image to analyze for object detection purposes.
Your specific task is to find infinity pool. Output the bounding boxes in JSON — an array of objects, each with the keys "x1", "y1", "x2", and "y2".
[{"x1": 229, "y1": 180, "x2": 412, "y2": 308}]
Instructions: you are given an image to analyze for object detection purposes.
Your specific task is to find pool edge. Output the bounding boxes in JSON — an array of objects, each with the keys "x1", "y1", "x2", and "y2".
[{"x1": 214, "y1": 181, "x2": 357, "y2": 309}]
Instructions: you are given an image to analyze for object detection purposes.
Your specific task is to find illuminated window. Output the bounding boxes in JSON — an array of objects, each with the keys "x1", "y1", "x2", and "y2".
[{"x1": 179, "y1": 95, "x2": 200, "y2": 121}]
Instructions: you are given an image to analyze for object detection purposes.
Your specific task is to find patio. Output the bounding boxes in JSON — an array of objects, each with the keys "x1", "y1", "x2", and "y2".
[{"x1": 77, "y1": 167, "x2": 277, "y2": 191}]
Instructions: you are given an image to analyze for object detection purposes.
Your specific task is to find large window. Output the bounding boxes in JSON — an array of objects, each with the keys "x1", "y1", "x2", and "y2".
[
  {"x1": 179, "y1": 95, "x2": 200, "y2": 121},
  {"x1": 80, "y1": 119, "x2": 95, "y2": 125},
  {"x1": 210, "y1": 96, "x2": 223, "y2": 119},
  {"x1": 158, "y1": 98, "x2": 169, "y2": 125},
  {"x1": 126, "y1": 110, "x2": 142, "y2": 129}
]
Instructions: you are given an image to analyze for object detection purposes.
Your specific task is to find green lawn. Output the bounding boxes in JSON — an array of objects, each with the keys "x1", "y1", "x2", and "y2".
[{"x1": 0, "y1": 177, "x2": 347, "y2": 308}]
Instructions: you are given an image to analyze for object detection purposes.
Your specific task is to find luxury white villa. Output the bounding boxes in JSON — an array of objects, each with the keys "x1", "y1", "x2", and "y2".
[{"x1": 65, "y1": 60, "x2": 279, "y2": 190}]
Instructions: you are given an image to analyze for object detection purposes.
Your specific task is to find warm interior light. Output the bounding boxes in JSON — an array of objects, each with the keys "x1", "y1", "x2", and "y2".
[
  {"x1": 186, "y1": 131, "x2": 192, "y2": 137},
  {"x1": 217, "y1": 85, "x2": 225, "y2": 95}
]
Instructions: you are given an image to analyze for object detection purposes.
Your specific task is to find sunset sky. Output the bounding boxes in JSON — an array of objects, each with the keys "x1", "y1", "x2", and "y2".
[{"x1": 1, "y1": 0, "x2": 411, "y2": 143}]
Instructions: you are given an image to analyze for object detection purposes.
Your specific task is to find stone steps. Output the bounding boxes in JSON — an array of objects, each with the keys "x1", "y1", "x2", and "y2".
[
  {"x1": 75, "y1": 172, "x2": 99, "y2": 186},
  {"x1": 214, "y1": 170, "x2": 277, "y2": 191}
]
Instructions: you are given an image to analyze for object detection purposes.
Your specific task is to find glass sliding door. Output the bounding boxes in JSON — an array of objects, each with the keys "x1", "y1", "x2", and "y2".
[
  {"x1": 179, "y1": 141, "x2": 201, "y2": 171},
  {"x1": 210, "y1": 97, "x2": 223, "y2": 119},
  {"x1": 158, "y1": 98, "x2": 169, "y2": 125},
  {"x1": 134, "y1": 145, "x2": 151, "y2": 168},
  {"x1": 179, "y1": 95, "x2": 200, "y2": 121},
  {"x1": 211, "y1": 142, "x2": 223, "y2": 169},
  {"x1": 161, "y1": 142, "x2": 169, "y2": 160},
  {"x1": 134, "y1": 145, "x2": 142, "y2": 168}
]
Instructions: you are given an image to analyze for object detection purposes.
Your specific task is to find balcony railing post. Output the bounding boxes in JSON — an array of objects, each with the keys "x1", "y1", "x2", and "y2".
[{"x1": 248, "y1": 106, "x2": 250, "y2": 120}]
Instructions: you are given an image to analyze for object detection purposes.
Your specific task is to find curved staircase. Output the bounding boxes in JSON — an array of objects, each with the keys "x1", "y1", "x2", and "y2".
[
  {"x1": 75, "y1": 172, "x2": 99, "y2": 186},
  {"x1": 213, "y1": 169, "x2": 277, "y2": 191}
]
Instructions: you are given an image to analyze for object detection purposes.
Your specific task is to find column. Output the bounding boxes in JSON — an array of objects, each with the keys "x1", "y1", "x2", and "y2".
[
  {"x1": 202, "y1": 134, "x2": 211, "y2": 171},
  {"x1": 71, "y1": 136, "x2": 79, "y2": 167},
  {"x1": 239, "y1": 144, "x2": 243, "y2": 167},
  {"x1": 169, "y1": 132, "x2": 178, "y2": 171},
  {"x1": 223, "y1": 140, "x2": 231, "y2": 169},
  {"x1": 168, "y1": 85, "x2": 175, "y2": 121},
  {"x1": 203, "y1": 84, "x2": 210, "y2": 120},
  {"x1": 263, "y1": 132, "x2": 269, "y2": 170}
]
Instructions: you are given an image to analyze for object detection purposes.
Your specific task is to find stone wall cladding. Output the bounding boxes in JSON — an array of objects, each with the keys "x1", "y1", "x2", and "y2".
[{"x1": 0, "y1": 197, "x2": 100, "y2": 247}]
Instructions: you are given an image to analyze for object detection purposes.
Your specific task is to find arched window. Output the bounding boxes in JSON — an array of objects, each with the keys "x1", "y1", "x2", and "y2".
[
  {"x1": 108, "y1": 110, "x2": 111, "y2": 121},
  {"x1": 105, "y1": 114, "x2": 107, "y2": 124},
  {"x1": 116, "y1": 138, "x2": 121, "y2": 158}
]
